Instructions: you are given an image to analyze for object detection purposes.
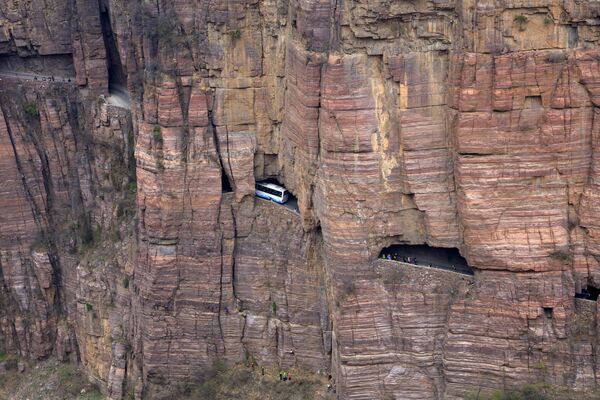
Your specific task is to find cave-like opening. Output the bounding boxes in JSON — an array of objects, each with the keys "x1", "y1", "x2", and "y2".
[
  {"x1": 221, "y1": 166, "x2": 233, "y2": 193},
  {"x1": 576, "y1": 285, "x2": 600, "y2": 301},
  {"x1": 254, "y1": 178, "x2": 299, "y2": 212},
  {"x1": 379, "y1": 244, "x2": 474, "y2": 276}
]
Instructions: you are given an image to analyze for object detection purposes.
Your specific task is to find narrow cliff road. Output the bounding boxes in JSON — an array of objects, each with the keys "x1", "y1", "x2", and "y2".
[
  {"x1": 256, "y1": 196, "x2": 300, "y2": 215},
  {"x1": 380, "y1": 245, "x2": 475, "y2": 276},
  {"x1": 107, "y1": 84, "x2": 130, "y2": 109},
  {"x1": 379, "y1": 258, "x2": 474, "y2": 277},
  {"x1": 0, "y1": 70, "x2": 75, "y2": 84},
  {"x1": 0, "y1": 70, "x2": 131, "y2": 110}
]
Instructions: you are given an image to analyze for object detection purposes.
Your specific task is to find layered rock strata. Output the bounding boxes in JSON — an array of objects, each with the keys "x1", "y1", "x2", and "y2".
[{"x1": 1, "y1": 0, "x2": 600, "y2": 399}]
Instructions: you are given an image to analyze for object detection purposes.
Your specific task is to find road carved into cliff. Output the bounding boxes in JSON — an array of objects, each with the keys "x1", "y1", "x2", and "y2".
[
  {"x1": 377, "y1": 259, "x2": 475, "y2": 278},
  {"x1": 0, "y1": 70, "x2": 75, "y2": 84},
  {"x1": 256, "y1": 196, "x2": 300, "y2": 215},
  {"x1": 0, "y1": 70, "x2": 131, "y2": 110}
]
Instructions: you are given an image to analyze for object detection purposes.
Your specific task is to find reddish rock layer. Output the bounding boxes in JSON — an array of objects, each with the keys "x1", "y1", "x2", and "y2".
[{"x1": 1, "y1": 1, "x2": 600, "y2": 400}]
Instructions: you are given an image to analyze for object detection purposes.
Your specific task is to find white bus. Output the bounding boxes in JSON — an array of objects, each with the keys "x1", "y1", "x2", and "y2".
[{"x1": 255, "y1": 182, "x2": 289, "y2": 204}]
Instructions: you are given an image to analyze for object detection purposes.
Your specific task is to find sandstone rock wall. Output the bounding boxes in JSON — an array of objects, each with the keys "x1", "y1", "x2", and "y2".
[{"x1": 1, "y1": 0, "x2": 600, "y2": 399}]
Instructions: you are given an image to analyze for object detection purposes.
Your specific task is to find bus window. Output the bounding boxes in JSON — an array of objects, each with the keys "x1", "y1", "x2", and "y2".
[{"x1": 255, "y1": 181, "x2": 289, "y2": 204}]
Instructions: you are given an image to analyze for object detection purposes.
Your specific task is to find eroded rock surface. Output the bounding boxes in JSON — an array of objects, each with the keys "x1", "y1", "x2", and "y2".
[{"x1": 1, "y1": 0, "x2": 600, "y2": 399}]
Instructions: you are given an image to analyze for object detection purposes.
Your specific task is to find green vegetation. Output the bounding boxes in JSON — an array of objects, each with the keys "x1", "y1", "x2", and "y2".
[
  {"x1": 0, "y1": 352, "x2": 7, "y2": 361},
  {"x1": 30, "y1": 231, "x2": 49, "y2": 252},
  {"x1": 0, "y1": 360, "x2": 103, "y2": 400},
  {"x1": 155, "y1": 15, "x2": 180, "y2": 41},
  {"x1": 110, "y1": 157, "x2": 129, "y2": 190},
  {"x1": 152, "y1": 12, "x2": 189, "y2": 51},
  {"x1": 22, "y1": 102, "x2": 39, "y2": 117},
  {"x1": 156, "y1": 158, "x2": 165, "y2": 172},
  {"x1": 168, "y1": 362, "x2": 322, "y2": 400},
  {"x1": 544, "y1": 16, "x2": 553, "y2": 25},
  {"x1": 533, "y1": 361, "x2": 546, "y2": 371},
  {"x1": 271, "y1": 300, "x2": 277, "y2": 315},
  {"x1": 85, "y1": 303, "x2": 93, "y2": 312},
  {"x1": 78, "y1": 225, "x2": 101, "y2": 252},
  {"x1": 465, "y1": 382, "x2": 600, "y2": 400},
  {"x1": 229, "y1": 29, "x2": 242, "y2": 41},
  {"x1": 79, "y1": 391, "x2": 104, "y2": 400},
  {"x1": 153, "y1": 125, "x2": 163, "y2": 143},
  {"x1": 244, "y1": 350, "x2": 256, "y2": 367},
  {"x1": 466, "y1": 384, "x2": 549, "y2": 400},
  {"x1": 549, "y1": 250, "x2": 572, "y2": 263},
  {"x1": 123, "y1": 276, "x2": 130, "y2": 289},
  {"x1": 514, "y1": 14, "x2": 529, "y2": 31}
]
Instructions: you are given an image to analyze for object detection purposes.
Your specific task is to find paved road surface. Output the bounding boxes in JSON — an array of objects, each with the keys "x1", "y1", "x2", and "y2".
[
  {"x1": 107, "y1": 84, "x2": 130, "y2": 109},
  {"x1": 283, "y1": 197, "x2": 299, "y2": 214},
  {"x1": 0, "y1": 70, "x2": 131, "y2": 110},
  {"x1": 380, "y1": 259, "x2": 474, "y2": 277},
  {"x1": 0, "y1": 70, "x2": 75, "y2": 84},
  {"x1": 256, "y1": 196, "x2": 299, "y2": 215},
  {"x1": 107, "y1": 94, "x2": 130, "y2": 109},
  {"x1": 381, "y1": 244, "x2": 474, "y2": 276}
]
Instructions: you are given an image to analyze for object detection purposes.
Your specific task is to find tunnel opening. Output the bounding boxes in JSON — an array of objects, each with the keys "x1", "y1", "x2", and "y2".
[
  {"x1": 100, "y1": 1, "x2": 127, "y2": 92},
  {"x1": 543, "y1": 307, "x2": 553, "y2": 319},
  {"x1": 379, "y1": 244, "x2": 474, "y2": 276},
  {"x1": 255, "y1": 178, "x2": 299, "y2": 212},
  {"x1": 575, "y1": 285, "x2": 600, "y2": 301}
]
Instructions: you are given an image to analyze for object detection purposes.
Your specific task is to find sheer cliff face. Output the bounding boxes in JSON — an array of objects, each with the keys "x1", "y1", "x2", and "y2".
[{"x1": 2, "y1": 0, "x2": 600, "y2": 398}]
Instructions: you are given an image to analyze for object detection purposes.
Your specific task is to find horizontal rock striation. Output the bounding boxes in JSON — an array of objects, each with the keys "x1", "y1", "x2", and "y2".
[{"x1": 1, "y1": 0, "x2": 600, "y2": 399}]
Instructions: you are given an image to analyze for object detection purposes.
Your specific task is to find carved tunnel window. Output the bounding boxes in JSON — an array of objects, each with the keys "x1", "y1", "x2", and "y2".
[
  {"x1": 221, "y1": 166, "x2": 233, "y2": 193},
  {"x1": 576, "y1": 285, "x2": 600, "y2": 301},
  {"x1": 543, "y1": 307, "x2": 553, "y2": 319},
  {"x1": 379, "y1": 244, "x2": 474, "y2": 276}
]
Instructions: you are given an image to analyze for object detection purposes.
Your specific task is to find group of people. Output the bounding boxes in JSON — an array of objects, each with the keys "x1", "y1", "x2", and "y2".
[
  {"x1": 382, "y1": 253, "x2": 418, "y2": 265},
  {"x1": 279, "y1": 371, "x2": 292, "y2": 381},
  {"x1": 33, "y1": 75, "x2": 72, "y2": 83},
  {"x1": 381, "y1": 253, "x2": 461, "y2": 272}
]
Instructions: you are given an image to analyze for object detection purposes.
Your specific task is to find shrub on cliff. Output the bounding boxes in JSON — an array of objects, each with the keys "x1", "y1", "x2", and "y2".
[
  {"x1": 229, "y1": 29, "x2": 242, "y2": 41},
  {"x1": 22, "y1": 102, "x2": 39, "y2": 117},
  {"x1": 549, "y1": 250, "x2": 572, "y2": 263},
  {"x1": 173, "y1": 363, "x2": 322, "y2": 400},
  {"x1": 152, "y1": 125, "x2": 163, "y2": 143},
  {"x1": 514, "y1": 14, "x2": 529, "y2": 31},
  {"x1": 465, "y1": 382, "x2": 600, "y2": 400}
]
